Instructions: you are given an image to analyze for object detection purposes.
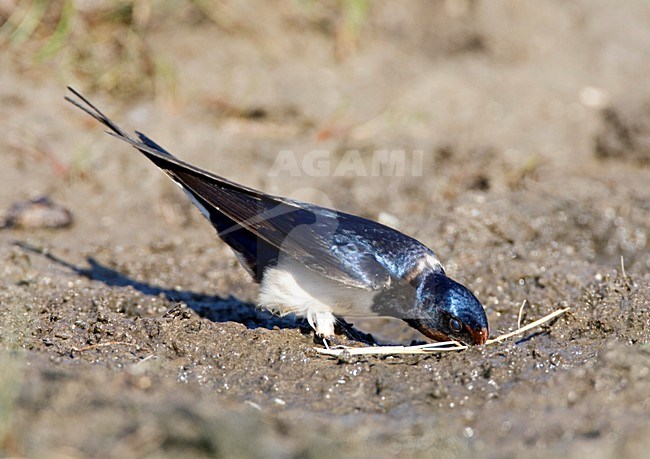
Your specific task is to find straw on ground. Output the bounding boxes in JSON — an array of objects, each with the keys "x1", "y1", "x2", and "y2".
[{"x1": 315, "y1": 307, "x2": 569, "y2": 357}]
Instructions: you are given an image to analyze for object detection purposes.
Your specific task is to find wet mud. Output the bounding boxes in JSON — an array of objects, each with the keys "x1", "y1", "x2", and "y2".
[{"x1": 1, "y1": 2, "x2": 649, "y2": 457}]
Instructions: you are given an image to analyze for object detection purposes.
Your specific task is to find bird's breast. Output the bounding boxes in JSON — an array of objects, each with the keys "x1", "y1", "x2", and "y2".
[{"x1": 258, "y1": 256, "x2": 378, "y2": 317}]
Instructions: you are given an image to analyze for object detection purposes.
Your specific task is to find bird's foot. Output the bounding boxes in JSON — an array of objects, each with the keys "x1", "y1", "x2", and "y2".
[
  {"x1": 308, "y1": 312, "x2": 376, "y2": 347},
  {"x1": 320, "y1": 335, "x2": 348, "y2": 349}
]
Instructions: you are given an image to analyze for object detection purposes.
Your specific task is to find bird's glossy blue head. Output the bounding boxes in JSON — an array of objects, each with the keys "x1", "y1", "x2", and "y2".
[{"x1": 407, "y1": 272, "x2": 489, "y2": 345}]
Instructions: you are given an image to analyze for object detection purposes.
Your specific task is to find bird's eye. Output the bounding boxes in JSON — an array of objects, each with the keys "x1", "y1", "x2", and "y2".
[{"x1": 449, "y1": 317, "x2": 462, "y2": 332}]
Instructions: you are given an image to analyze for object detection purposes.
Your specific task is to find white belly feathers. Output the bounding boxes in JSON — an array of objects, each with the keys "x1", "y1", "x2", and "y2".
[{"x1": 258, "y1": 256, "x2": 376, "y2": 337}]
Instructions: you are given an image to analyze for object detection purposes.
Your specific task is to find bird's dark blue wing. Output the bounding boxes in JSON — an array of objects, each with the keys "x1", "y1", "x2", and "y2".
[
  {"x1": 65, "y1": 87, "x2": 439, "y2": 290},
  {"x1": 141, "y1": 156, "x2": 393, "y2": 289},
  {"x1": 150, "y1": 160, "x2": 439, "y2": 291}
]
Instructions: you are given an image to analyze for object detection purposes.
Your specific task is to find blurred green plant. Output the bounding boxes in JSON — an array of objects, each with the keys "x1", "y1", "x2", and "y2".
[
  {"x1": 36, "y1": 0, "x2": 73, "y2": 60},
  {"x1": 0, "y1": 0, "x2": 49, "y2": 45},
  {"x1": 0, "y1": 0, "x2": 165, "y2": 98},
  {"x1": 0, "y1": 0, "x2": 374, "y2": 102},
  {"x1": 0, "y1": 0, "x2": 73, "y2": 59},
  {"x1": 340, "y1": 0, "x2": 370, "y2": 37},
  {"x1": 190, "y1": 0, "x2": 239, "y2": 30},
  {"x1": 336, "y1": 0, "x2": 370, "y2": 57},
  {"x1": 294, "y1": 0, "x2": 371, "y2": 58}
]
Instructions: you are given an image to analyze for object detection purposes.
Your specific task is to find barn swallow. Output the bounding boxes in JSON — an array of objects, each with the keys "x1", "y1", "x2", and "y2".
[{"x1": 65, "y1": 87, "x2": 489, "y2": 345}]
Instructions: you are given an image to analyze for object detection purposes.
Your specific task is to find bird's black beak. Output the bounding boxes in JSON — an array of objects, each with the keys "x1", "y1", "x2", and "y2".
[{"x1": 405, "y1": 319, "x2": 489, "y2": 346}]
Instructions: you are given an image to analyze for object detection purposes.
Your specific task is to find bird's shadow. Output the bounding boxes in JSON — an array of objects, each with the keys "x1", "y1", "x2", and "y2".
[{"x1": 15, "y1": 241, "x2": 308, "y2": 333}]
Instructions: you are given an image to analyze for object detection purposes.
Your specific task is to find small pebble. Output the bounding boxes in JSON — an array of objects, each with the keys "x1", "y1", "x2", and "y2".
[{"x1": 2, "y1": 196, "x2": 73, "y2": 229}]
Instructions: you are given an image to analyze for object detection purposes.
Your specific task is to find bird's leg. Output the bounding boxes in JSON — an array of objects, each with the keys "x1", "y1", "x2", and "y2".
[
  {"x1": 307, "y1": 312, "x2": 376, "y2": 346},
  {"x1": 308, "y1": 311, "x2": 350, "y2": 348},
  {"x1": 307, "y1": 311, "x2": 336, "y2": 339}
]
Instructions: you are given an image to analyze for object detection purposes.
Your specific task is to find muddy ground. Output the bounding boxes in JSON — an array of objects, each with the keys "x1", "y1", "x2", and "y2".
[{"x1": 1, "y1": 1, "x2": 649, "y2": 458}]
